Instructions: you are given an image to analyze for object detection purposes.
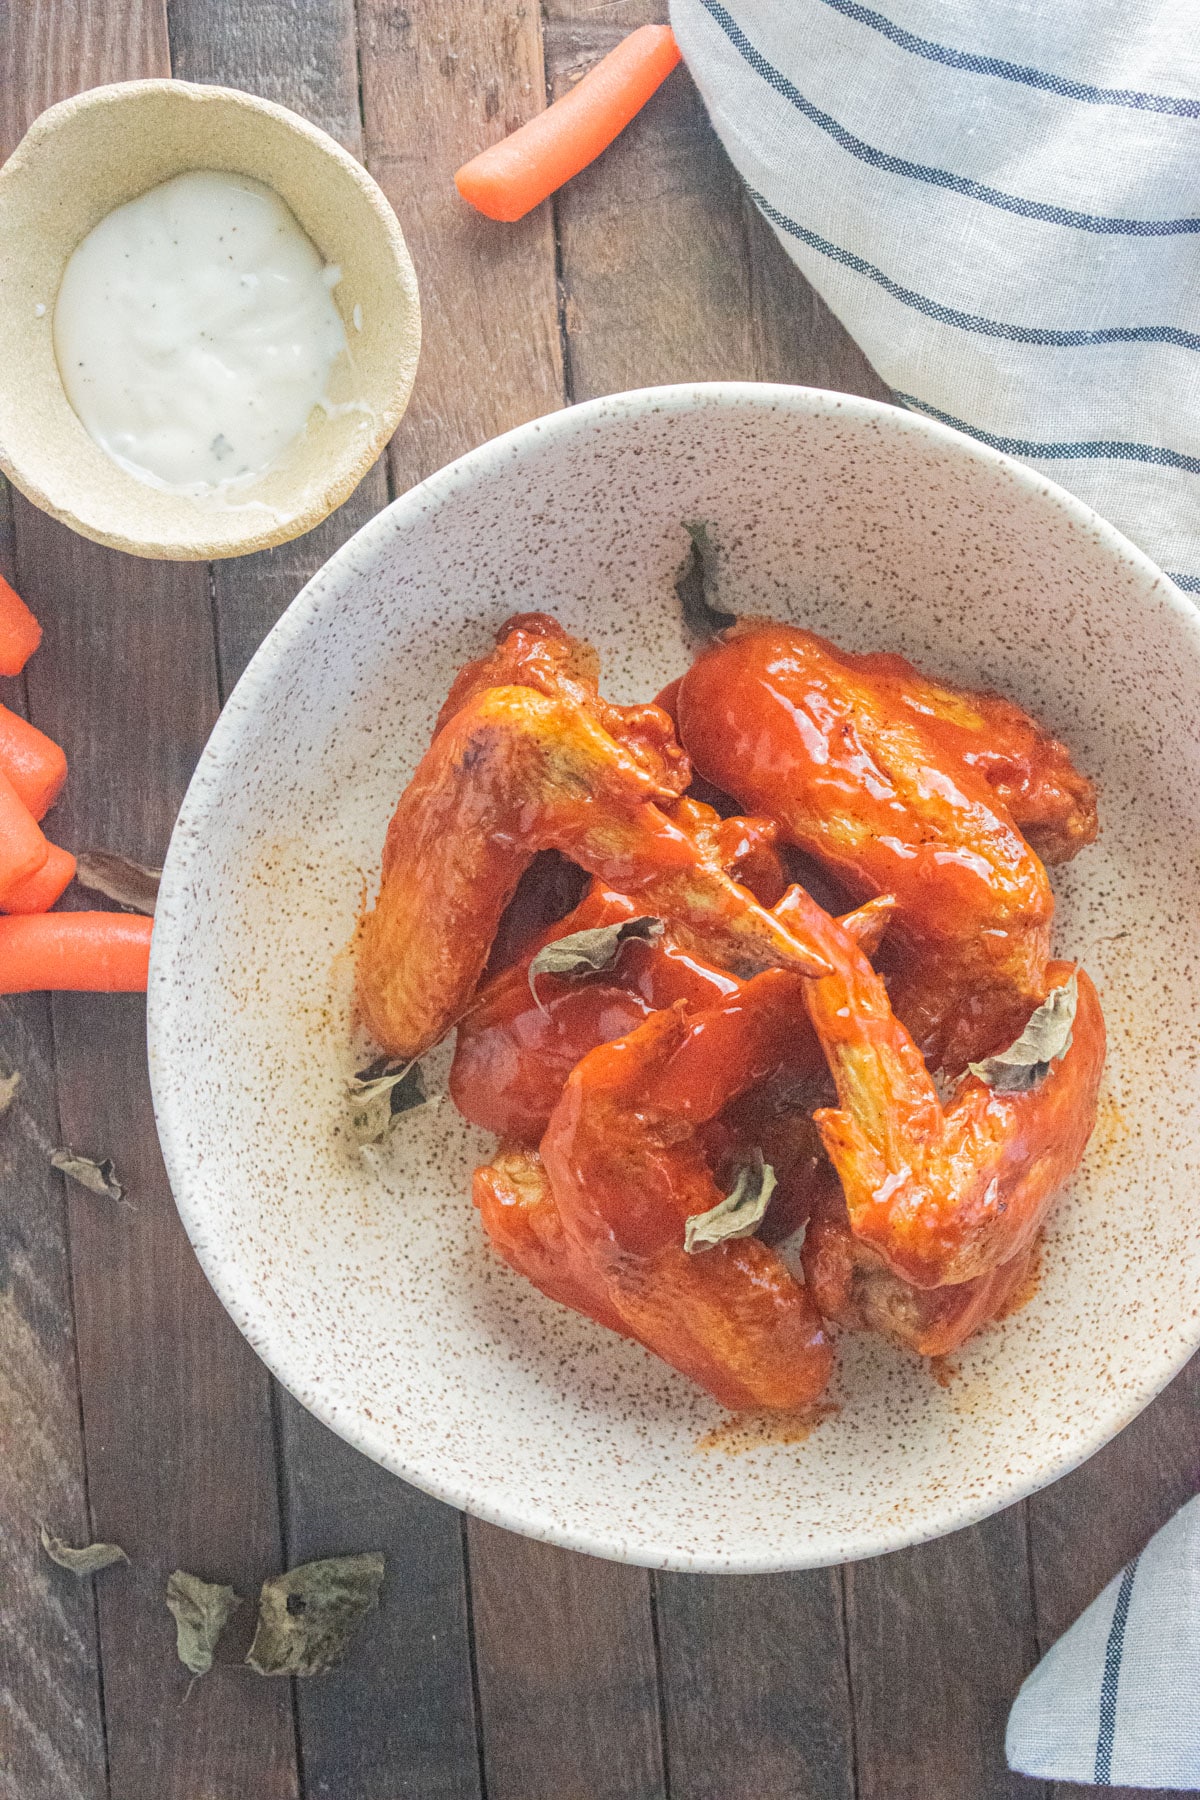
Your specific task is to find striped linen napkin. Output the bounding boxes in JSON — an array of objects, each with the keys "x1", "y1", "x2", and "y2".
[
  {"x1": 1006, "y1": 1497, "x2": 1200, "y2": 1787},
  {"x1": 669, "y1": 0, "x2": 1200, "y2": 597},
  {"x1": 668, "y1": 3, "x2": 1200, "y2": 1784}
]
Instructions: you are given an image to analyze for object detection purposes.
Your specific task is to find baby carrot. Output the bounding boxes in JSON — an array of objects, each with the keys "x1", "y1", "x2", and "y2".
[
  {"x1": 0, "y1": 769, "x2": 48, "y2": 903},
  {"x1": 0, "y1": 573, "x2": 43, "y2": 676},
  {"x1": 1, "y1": 843, "x2": 76, "y2": 915},
  {"x1": 0, "y1": 704, "x2": 67, "y2": 819},
  {"x1": 0, "y1": 912, "x2": 152, "y2": 991},
  {"x1": 454, "y1": 24, "x2": 682, "y2": 222}
]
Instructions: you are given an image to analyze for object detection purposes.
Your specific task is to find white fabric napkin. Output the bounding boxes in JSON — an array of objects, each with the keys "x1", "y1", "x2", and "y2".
[
  {"x1": 669, "y1": 0, "x2": 1200, "y2": 594},
  {"x1": 1007, "y1": 1497, "x2": 1200, "y2": 1788},
  {"x1": 668, "y1": 3, "x2": 1200, "y2": 1783}
]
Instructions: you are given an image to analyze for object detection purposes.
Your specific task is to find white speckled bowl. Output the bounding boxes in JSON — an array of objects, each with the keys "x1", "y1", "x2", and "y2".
[{"x1": 149, "y1": 384, "x2": 1200, "y2": 1572}]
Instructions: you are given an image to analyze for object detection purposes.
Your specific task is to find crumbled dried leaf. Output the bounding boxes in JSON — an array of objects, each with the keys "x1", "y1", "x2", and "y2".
[
  {"x1": 166, "y1": 1569, "x2": 241, "y2": 1675},
  {"x1": 684, "y1": 1152, "x2": 777, "y2": 1253},
  {"x1": 968, "y1": 973, "x2": 1078, "y2": 1093},
  {"x1": 527, "y1": 916, "x2": 664, "y2": 1001},
  {"x1": 0, "y1": 1070, "x2": 20, "y2": 1114},
  {"x1": 348, "y1": 1059, "x2": 427, "y2": 1144},
  {"x1": 675, "y1": 521, "x2": 737, "y2": 640},
  {"x1": 39, "y1": 1523, "x2": 128, "y2": 1575},
  {"x1": 245, "y1": 1553, "x2": 385, "y2": 1677},
  {"x1": 74, "y1": 850, "x2": 161, "y2": 916},
  {"x1": 50, "y1": 1149, "x2": 124, "y2": 1203}
]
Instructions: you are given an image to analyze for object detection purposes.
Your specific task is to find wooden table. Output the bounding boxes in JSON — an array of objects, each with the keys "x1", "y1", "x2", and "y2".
[{"x1": 2, "y1": 6, "x2": 1196, "y2": 1798}]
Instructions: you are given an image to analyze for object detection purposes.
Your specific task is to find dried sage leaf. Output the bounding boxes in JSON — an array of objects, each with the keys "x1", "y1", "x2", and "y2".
[
  {"x1": 0, "y1": 1070, "x2": 20, "y2": 1114},
  {"x1": 348, "y1": 1058, "x2": 427, "y2": 1145},
  {"x1": 684, "y1": 1152, "x2": 777, "y2": 1253},
  {"x1": 39, "y1": 1523, "x2": 128, "y2": 1575},
  {"x1": 968, "y1": 973, "x2": 1078, "y2": 1093},
  {"x1": 675, "y1": 521, "x2": 737, "y2": 640},
  {"x1": 74, "y1": 850, "x2": 161, "y2": 916},
  {"x1": 166, "y1": 1569, "x2": 241, "y2": 1676},
  {"x1": 50, "y1": 1149, "x2": 124, "y2": 1203},
  {"x1": 245, "y1": 1553, "x2": 385, "y2": 1678},
  {"x1": 528, "y1": 916, "x2": 664, "y2": 1001}
]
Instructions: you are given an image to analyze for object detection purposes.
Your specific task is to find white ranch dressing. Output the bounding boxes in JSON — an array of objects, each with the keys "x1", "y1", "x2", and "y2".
[{"x1": 53, "y1": 170, "x2": 351, "y2": 494}]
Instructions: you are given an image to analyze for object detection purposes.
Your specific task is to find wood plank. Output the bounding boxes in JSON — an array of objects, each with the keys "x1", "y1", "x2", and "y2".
[
  {"x1": 165, "y1": 7, "x2": 487, "y2": 1796},
  {"x1": 549, "y1": 17, "x2": 757, "y2": 398},
  {"x1": 469, "y1": 1525, "x2": 665, "y2": 1800},
  {"x1": 2, "y1": 6, "x2": 297, "y2": 1793},
  {"x1": 356, "y1": 0, "x2": 565, "y2": 494},
  {"x1": 846, "y1": 1515, "x2": 1042, "y2": 1800},
  {"x1": 16, "y1": 503, "x2": 300, "y2": 1800},
  {"x1": 165, "y1": 0, "x2": 363, "y2": 152},
  {"x1": 0, "y1": 485, "x2": 106, "y2": 1800},
  {"x1": 1030, "y1": 1359, "x2": 1200, "y2": 1800},
  {"x1": 656, "y1": 1569, "x2": 854, "y2": 1800},
  {"x1": 276, "y1": 1396, "x2": 483, "y2": 1800}
]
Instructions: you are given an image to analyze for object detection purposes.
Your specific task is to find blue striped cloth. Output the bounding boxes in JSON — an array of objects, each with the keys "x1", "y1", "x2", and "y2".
[
  {"x1": 1006, "y1": 1497, "x2": 1200, "y2": 1787},
  {"x1": 669, "y1": 5, "x2": 1200, "y2": 1783},
  {"x1": 670, "y1": 0, "x2": 1200, "y2": 595}
]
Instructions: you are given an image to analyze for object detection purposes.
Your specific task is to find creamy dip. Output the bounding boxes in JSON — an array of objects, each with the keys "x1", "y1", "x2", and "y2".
[{"x1": 53, "y1": 170, "x2": 350, "y2": 493}]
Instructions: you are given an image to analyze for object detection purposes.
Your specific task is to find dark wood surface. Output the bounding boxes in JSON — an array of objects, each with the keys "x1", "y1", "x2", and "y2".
[{"x1": 0, "y1": 5, "x2": 1194, "y2": 1799}]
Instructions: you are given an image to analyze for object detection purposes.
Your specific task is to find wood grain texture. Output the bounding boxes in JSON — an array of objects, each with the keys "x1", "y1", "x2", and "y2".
[
  {"x1": 656, "y1": 1569, "x2": 854, "y2": 1800},
  {"x1": 0, "y1": 490, "x2": 107, "y2": 1800},
  {"x1": 469, "y1": 1524, "x2": 665, "y2": 1800},
  {"x1": 847, "y1": 1511, "x2": 1043, "y2": 1800},
  {"x1": 15, "y1": 504, "x2": 300, "y2": 1800},
  {"x1": 0, "y1": 0, "x2": 170, "y2": 126},
  {"x1": 549, "y1": 20, "x2": 756, "y2": 399},
  {"x1": 356, "y1": 0, "x2": 565, "y2": 491},
  {"x1": 164, "y1": 9, "x2": 485, "y2": 1799},
  {"x1": 3, "y1": 6, "x2": 297, "y2": 1798},
  {"x1": 276, "y1": 1395, "x2": 483, "y2": 1800}
]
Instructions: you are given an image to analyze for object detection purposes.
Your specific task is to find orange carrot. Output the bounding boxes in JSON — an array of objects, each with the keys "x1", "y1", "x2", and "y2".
[
  {"x1": 0, "y1": 704, "x2": 67, "y2": 819},
  {"x1": 0, "y1": 912, "x2": 152, "y2": 991},
  {"x1": 0, "y1": 769, "x2": 48, "y2": 902},
  {"x1": 0, "y1": 574, "x2": 43, "y2": 676},
  {"x1": 1, "y1": 843, "x2": 76, "y2": 915},
  {"x1": 455, "y1": 24, "x2": 682, "y2": 222}
]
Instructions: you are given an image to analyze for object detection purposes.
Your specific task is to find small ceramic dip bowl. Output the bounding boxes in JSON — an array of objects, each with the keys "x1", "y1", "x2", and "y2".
[{"x1": 0, "y1": 80, "x2": 421, "y2": 560}]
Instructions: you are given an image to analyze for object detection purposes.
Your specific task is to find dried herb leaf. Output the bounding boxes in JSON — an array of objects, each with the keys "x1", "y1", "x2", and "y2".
[
  {"x1": 39, "y1": 1523, "x2": 128, "y2": 1575},
  {"x1": 684, "y1": 1152, "x2": 777, "y2": 1253},
  {"x1": 968, "y1": 973, "x2": 1078, "y2": 1093},
  {"x1": 0, "y1": 1070, "x2": 20, "y2": 1114},
  {"x1": 245, "y1": 1553, "x2": 385, "y2": 1678},
  {"x1": 166, "y1": 1569, "x2": 241, "y2": 1675},
  {"x1": 528, "y1": 916, "x2": 664, "y2": 1000},
  {"x1": 675, "y1": 521, "x2": 737, "y2": 640},
  {"x1": 74, "y1": 850, "x2": 161, "y2": 916},
  {"x1": 50, "y1": 1149, "x2": 124, "y2": 1203},
  {"x1": 348, "y1": 1059, "x2": 427, "y2": 1144}
]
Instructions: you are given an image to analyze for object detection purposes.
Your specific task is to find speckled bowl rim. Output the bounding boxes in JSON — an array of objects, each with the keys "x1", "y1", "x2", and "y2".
[
  {"x1": 0, "y1": 79, "x2": 420, "y2": 559},
  {"x1": 149, "y1": 382, "x2": 1200, "y2": 1571}
]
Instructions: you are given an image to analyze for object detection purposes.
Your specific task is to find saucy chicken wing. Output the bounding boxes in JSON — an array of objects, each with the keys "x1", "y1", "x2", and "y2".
[
  {"x1": 473, "y1": 1146, "x2": 631, "y2": 1338},
  {"x1": 358, "y1": 684, "x2": 831, "y2": 1060},
  {"x1": 785, "y1": 872, "x2": 1105, "y2": 1287},
  {"x1": 540, "y1": 969, "x2": 833, "y2": 1412},
  {"x1": 801, "y1": 1174, "x2": 1036, "y2": 1356},
  {"x1": 675, "y1": 622, "x2": 1096, "y2": 1068},
  {"x1": 437, "y1": 611, "x2": 691, "y2": 796},
  {"x1": 451, "y1": 879, "x2": 891, "y2": 1146}
]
